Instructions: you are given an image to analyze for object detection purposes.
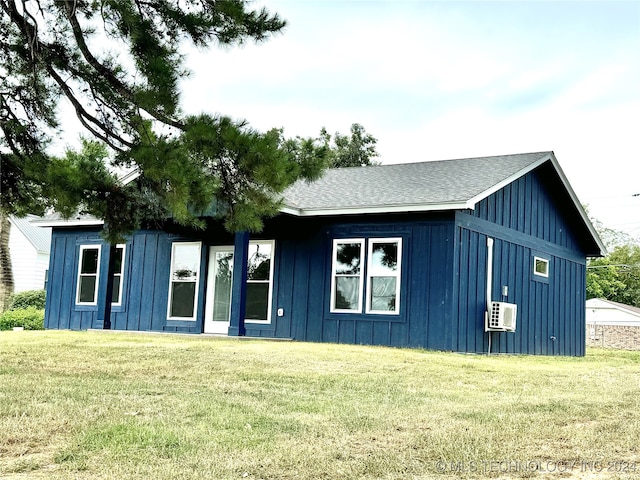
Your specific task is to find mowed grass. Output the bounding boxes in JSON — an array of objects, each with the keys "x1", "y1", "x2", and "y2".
[{"x1": 1, "y1": 331, "x2": 640, "y2": 479}]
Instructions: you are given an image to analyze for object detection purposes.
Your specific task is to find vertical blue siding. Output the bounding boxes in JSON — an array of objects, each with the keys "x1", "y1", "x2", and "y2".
[
  {"x1": 472, "y1": 165, "x2": 583, "y2": 252},
  {"x1": 45, "y1": 229, "x2": 205, "y2": 334},
  {"x1": 282, "y1": 219, "x2": 455, "y2": 350},
  {"x1": 456, "y1": 162, "x2": 590, "y2": 356},
  {"x1": 271, "y1": 240, "x2": 293, "y2": 339},
  {"x1": 45, "y1": 229, "x2": 103, "y2": 330},
  {"x1": 45, "y1": 161, "x2": 590, "y2": 357},
  {"x1": 455, "y1": 212, "x2": 587, "y2": 356}
]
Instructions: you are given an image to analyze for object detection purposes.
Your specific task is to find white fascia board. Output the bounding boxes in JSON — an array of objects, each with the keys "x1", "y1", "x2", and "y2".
[
  {"x1": 117, "y1": 168, "x2": 141, "y2": 185},
  {"x1": 279, "y1": 201, "x2": 472, "y2": 217},
  {"x1": 35, "y1": 218, "x2": 104, "y2": 227}
]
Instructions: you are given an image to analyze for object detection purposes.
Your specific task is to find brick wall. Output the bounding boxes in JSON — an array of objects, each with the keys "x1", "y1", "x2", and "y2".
[{"x1": 586, "y1": 324, "x2": 640, "y2": 350}]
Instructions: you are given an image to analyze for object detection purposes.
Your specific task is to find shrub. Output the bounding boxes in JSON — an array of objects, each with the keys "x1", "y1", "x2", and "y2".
[
  {"x1": 9, "y1": 290, "x2": 46, "y2": 310},
  {"x1": 0, "y1": 307, "x2": 45, "y2": 331}
]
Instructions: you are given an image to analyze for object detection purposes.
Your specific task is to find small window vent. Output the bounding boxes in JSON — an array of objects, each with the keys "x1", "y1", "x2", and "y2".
[{"x1": 487, "y1": 301, "x2": 517, "y2": 332}]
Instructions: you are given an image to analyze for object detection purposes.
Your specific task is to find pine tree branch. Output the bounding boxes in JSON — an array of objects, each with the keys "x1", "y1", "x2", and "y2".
[
  {"x1": 60, "y1": 0, "x2": 185, "y2": 131},
  {"x1": 45, "y1": 65, "x2": 132, "y2": 152}
]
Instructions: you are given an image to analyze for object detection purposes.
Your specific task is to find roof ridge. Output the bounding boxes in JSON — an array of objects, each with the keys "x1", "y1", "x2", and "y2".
[{"x1": 329, "y1": 151, "x2": 553, "y2": 171}]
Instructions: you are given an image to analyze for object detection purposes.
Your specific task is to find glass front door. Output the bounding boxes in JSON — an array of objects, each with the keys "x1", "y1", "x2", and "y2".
[{"x1": 204, "y1": 247, "x2": 234, "y2": 334}]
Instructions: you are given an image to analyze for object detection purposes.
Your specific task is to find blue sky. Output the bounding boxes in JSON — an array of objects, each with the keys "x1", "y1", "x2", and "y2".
[{"x1": 180, "y1": 0, "x2": 640, "y2": 238}]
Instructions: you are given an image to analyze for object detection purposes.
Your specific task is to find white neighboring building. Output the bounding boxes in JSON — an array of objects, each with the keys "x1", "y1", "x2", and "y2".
[
  {"x1": 586, "y1": 298, "x2": 640, "y2": 326},
  {"x1": 8, "y1": 215, "x2": 51, "y2": 293},
  {"x1": 586, "y1": 298, "x2": 640, "y2": 350}
]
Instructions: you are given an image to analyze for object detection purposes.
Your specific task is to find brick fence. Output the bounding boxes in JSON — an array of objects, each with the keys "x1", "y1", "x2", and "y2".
[{"x1": 586, "y1": 324, "x2": 640, "y2": 350}]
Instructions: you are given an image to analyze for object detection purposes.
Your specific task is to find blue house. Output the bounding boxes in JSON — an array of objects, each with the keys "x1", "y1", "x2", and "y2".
[{"x1": 41, "y1": 151, "x2": 604, "y2": 355}]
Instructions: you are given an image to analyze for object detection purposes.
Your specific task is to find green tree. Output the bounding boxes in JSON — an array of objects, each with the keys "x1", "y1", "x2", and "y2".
[
  {"x1": 586, "y1": 262, "x2": 625, "y2": 300},
  {"x1": 585, "y1": 208, "x2": 640, "y2": 306},
  {"x1": 0, "y1": 0, "x2": 326, "y2": 242},
  {"x1": 320, "y1": 123, "x2": 379, "y2": 168},
  {"x1": 587, "y1": 244, "x2": 640, "y2": 307}
]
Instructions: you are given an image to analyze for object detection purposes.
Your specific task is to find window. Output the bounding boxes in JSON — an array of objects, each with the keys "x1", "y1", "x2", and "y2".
[
  {"x1": 330, "y1": 239, "x2": 364, "y2": 313},
  {"x1": 111, "y1": 245, "x2": 126, "y2": 306},
  {"x1": 168, "y1": 242, "x2": 201, "y2": 320},
  {"x1": 246, "y1": 241, "x2": 275, "y2": 322},
  {"x1": 366, "y1": 238, "x2": 402, "y2": 314},
  {"x1": 76, "y1": 245, "x2": 101, "y2": 305},
  {"x1": 330, "y1": 237, "x2": 402, "y2": 315},
  {"x1": 533, "y1": 256, "x2": 549, "y2": 278}
]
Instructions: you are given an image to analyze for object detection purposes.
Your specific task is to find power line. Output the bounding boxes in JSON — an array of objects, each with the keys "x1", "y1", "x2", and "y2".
[{"x1": 587, "y1": 264, "x2": 640, "y2": 269}]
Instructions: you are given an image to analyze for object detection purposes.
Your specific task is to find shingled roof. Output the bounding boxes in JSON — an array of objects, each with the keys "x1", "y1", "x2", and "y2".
[
  {"x1": 282, "y1": 150, "x2": 604, "y2": 256},
  {"x1": 282, "y1": 151, "x2": 554, "y2": 215},
  {"x1": 36, "y1": 150, "x2": 604, "y2": 255}
]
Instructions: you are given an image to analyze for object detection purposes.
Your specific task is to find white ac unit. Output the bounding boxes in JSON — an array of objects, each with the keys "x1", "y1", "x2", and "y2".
[{"x1": 486, "y1": 302, "x2": 517, "y2": 332}]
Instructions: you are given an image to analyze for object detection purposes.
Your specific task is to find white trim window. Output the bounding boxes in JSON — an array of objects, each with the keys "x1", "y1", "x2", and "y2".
[
  {"x1": 76, "y1": 245, "x2": 101, "y2": 305},
  {"x1": 330, "y1": 239, "x2": 365, "y2": 313},
  {"x1": 533, "y1": 256, "x2": 550, "y2": 278},
  {"x1": 366, "y1": 238, "x2": 402, "y2": 314},
  {"x1": 110, "y1": 244, "x2": 126, "y2": 306},
  {"x1": 331, "y1": 237, "x2": 402, "y2": 315},
  {"x1": 167, "y1": 242, "x2": 202, "y2": 320},
  {"x1": 245, "y1": 241, "x2": 275, "y2": 323}
]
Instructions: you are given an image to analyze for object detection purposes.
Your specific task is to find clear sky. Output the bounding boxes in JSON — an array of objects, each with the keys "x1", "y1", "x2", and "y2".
[{"x1": 180, "y1": 0, "x2": 640, "y2": 238}]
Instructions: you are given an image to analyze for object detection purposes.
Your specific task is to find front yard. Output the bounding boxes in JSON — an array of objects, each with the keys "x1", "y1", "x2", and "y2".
[{"x1": 1, "y1": 330, "x2": 639, "y2": 479}]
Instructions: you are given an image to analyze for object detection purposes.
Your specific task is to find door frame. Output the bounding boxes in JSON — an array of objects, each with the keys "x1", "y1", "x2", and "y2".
[{"x1": 203, "y1": 245, "x2": 234, "y2": 334}]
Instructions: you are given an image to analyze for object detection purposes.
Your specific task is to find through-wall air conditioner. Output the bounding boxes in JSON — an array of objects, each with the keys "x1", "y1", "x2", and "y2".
[{"x1": 486, "y1": 302, "x2": 517, "y2": 332}]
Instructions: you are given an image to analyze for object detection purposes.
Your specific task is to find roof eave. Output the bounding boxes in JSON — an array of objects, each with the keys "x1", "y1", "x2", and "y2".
[
  {"x1": 279, "y1": 201, "x2": 473, "y2": 217},
  {"x1": 34, "y1": 218, "x2": 104, "y2": 228}
]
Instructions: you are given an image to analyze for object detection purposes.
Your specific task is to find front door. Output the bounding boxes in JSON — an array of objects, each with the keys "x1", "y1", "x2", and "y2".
[{"x1": 204, "y1": 246, "x2": 234, "y2": 334}]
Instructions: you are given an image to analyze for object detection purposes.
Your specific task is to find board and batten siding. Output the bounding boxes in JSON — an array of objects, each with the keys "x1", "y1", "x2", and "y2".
[
  {"x1": 45, "y1": 229, "x2": 206, "y2": 334},
  {"x1": 454, "y1": 164, "x2": 588, "y2": 356},
  {"x1": 109, "y1": 230, "x2": 206, "y2": 334},
  {"x1": 453, "y1": 226, "x2": 586, "y2": 355},
  {"x1": 470, "y1": 163, "x2": 583, "y2": 252},
  {"x1": 277, "y1": 218, "x2": 456, "y2": 350},
  {"x1": 45, "y1": 228, "x2": 103, "y2": 330}
]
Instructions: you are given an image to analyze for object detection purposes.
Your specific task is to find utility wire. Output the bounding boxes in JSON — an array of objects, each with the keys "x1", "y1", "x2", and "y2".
[{"x1": 587, "y1": 264, "x2": 640, "y2": 269}]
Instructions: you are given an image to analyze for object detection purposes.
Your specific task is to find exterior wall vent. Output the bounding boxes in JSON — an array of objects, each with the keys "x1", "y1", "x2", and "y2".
[{"x1": 487, "y1": 301, "x2": 517, "y2": 332}]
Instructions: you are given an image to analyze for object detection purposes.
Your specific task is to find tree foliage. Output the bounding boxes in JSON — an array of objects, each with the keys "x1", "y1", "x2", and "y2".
[
  {"x1": 585, "y1": 209, "x2": 640, "y2": 307},
  {"x1": 587, "y1": 244, "x2": 640, "y2": 307},
  {"x1": 320, "y1": 123, "x2": 379, "y2": 168},
  {"x1": 0, "y1": 0, "x2": 327, "y2": 242}
]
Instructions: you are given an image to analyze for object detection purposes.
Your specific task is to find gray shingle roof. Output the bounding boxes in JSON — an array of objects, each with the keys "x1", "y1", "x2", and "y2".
[
  {"x1": 33, "y1": 150, "x2": 604, "y2": 256},
  {"x1": 282, "y1": 151, "x2": 552, "y2": 213}
]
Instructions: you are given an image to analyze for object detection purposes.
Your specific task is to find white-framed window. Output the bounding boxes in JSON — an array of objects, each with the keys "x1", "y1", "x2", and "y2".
[
  {"x1": 111, "y1": 244, "x2": 126, "y2": 306},
  {"x1": 533, "y1": 256, "x2": 549, "y2": 278},
  {"x1": 330, "y1": 237, "x2": 402, "y2": 315},
  {"x1": 330, "y1": 239, "x2": 365, "y2": 313},
  {"x1": 245, "y1": 241, "x2": 275, "y2": 323},
  {"x1": 366, "y1": 238, "x2": 402, "y2": 314},
  {"x1": 167, "y1": 242, "x2": 202, "y2": 320},
  {"x1": 76, "y1": 245, "x2": 101, "y2": 305}
]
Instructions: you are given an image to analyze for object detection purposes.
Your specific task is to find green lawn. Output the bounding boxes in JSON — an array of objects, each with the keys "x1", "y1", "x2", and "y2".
[{"x1": 1, "y1": 331, "x2": 639, "y2": 479}]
